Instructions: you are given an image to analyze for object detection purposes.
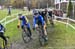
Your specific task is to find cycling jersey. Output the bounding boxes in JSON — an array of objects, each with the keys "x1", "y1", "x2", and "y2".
[
  {"x1": 33, "y1": 15, "x2": 45, "y2": 28},
  {"x1": 18, "y1": 16, "x2": 30, "y2": 28},
  {"x1": 0, "y1": 24, "x2": 5, "y2": 33}
]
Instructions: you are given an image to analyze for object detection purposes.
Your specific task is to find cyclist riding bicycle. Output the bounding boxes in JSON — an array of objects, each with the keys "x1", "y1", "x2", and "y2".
[
  {"x1": 0, "y1": 23, "x2": 7, "y2": 47},
  {"x1": 39, "y1": 11, "x2": 46, "y2": 22},
  {"x1": 33, "y1": 11, "x2": 48, "y2": 41},
  {"x1": 43, "y1": 8, "x2": 48, "y2": 23},
  {"x1": 17, "y1": 14, "x2": 32, "y2": 39}
]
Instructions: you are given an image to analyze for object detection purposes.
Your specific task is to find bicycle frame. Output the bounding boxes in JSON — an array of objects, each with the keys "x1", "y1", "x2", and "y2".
[{"x1": 23, "y1": 25, "x2": 28, "y2": 33}]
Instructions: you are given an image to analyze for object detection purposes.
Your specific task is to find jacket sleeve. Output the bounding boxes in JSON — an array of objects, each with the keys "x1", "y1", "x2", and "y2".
[
  {"x1": 33, "y1": 17, "x2": 36, "y2": 28},
  {"x1": 25, "y1": 16, "x2": 29, "y2": 23}
]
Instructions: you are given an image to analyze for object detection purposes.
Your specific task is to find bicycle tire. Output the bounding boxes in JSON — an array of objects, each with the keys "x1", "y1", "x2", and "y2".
[
  {"x1": 39, "y1": 35, "x2": 45, "y2": 46},
  {"x1": 22, "y1": 31, "x2": 30, "y2": 43},
  {"x1": 38, "y1": 25, "x2": 46, "y2": 46}
]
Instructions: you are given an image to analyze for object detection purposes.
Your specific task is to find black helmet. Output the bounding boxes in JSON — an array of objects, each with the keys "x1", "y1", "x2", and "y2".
[{"x1": 34, "y1": 13, "x2": 38, "y2": 15}]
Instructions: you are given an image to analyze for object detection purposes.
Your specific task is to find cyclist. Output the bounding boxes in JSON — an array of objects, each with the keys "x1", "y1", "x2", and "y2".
[
  {"x1": 8, "y1": 6, "x2": 11, "y2": 15},
  {"x1": 0, "y1": 23, "x2": 7, "y2": 47},
  {"x1": 48, "y1": 11, "x2": 54, "y2": 26},
  {"x1": 17, "y1": 14, "x2": 32, "y2": 39},
  {"x1": 43, "y1": 8, "x2": 48, "y2": 24},
  {"x1": 40, "y1": 11, "x2": 46, "y2": 22},
  {"x1": 33, "y1": 11, "x2": 48, "y2": 41}
]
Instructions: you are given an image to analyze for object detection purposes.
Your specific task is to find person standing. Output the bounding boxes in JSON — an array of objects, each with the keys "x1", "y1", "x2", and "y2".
[
  {"x1": 48, "y1": 11, "x2": 54, "y2": 26},
  {"x1": 8, "y1": 6, "x2": 11, "y2": 15}
]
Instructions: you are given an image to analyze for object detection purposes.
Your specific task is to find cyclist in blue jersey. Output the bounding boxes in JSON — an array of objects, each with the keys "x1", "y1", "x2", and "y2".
[
  {"x1": 17, "y1": 14, "x2": 32, "y2": 39},
  {"x1": 33, "y1": 11, "x2": 48, "y2": 41}
]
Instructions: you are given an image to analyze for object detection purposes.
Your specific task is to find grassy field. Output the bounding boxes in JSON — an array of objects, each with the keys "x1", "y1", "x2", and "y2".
[
  {"x1": 0, "y1": 9, "x2": 75, "y2": 49},
  {"x1": 0, "y1": 9, "x2": 22, "y2": 20},
  {"x1": 41, "y1": 22, "x2": 75, "y2": 49}
]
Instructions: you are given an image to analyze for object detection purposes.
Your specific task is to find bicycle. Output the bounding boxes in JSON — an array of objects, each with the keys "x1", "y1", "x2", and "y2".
[
  {"x1": 36, "y1": 25, "x2": 48, "y2": 46},
  {"x1": 22, "y1": 25, "x2": 31, "y2": 43}
]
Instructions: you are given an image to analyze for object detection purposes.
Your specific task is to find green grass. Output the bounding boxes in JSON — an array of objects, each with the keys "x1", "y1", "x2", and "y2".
[
  {"x1": 5, "y1": 20, "x2": 22, "y2": 42},
  {"x1": 0, "y1": 10, "x2": 31, "y2": 24},
  {"x1": 41, "y1": 22, "x2": 75, "y2": 49},
  {"x1": 0, "y1": 9, "x2": 21, "y2": 20},
  {"x1": 70, "y1": 22, "x2": 75, "y2": 27},
  {"x1": 5, "y1": 11, "x2": 29, "y2": 22}
]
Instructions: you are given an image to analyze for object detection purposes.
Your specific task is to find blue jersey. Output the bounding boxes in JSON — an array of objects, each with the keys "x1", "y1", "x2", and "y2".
[
  {"x1": 33, "y1": 15, "x2": 45, "y2": 28},
  {"x1": 18, "y1": 16, "x2": 30, "y2": 28},
  {"x1": 0, "y1": 24, "x2": 5, "y2": 33},
  {"x1": 19, "y1": 16, "x2": 29, "y2": 25}
]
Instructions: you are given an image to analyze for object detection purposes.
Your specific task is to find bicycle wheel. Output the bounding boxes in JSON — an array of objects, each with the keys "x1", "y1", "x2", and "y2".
[
  {"x1": 38, "y1": 26, "x2": 46, "y2": 46},
  {"x1": 39, "y1": 35, "x2": 45, "y2": 46},
  {"x1": 22, "y1": 31, "x2": 31, "y2": 43}
]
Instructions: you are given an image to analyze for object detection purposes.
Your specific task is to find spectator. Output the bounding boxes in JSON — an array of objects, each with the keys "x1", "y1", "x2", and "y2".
[
  {"x1": 8, "y1": 6, "x2": 11, "y2": 15},
  {"x1": 48, "y1": 11, "x2": 54, "y2": 26}
]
